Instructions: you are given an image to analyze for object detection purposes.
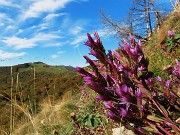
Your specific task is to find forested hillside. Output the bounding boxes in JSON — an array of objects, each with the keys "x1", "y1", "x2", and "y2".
[{"x1": 0, "y1": 62, "x2": 82, "y2": 133}]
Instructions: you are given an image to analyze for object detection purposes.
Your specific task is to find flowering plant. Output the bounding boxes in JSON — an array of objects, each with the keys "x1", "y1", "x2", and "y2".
[
  {"x1": 76, "y1": 32, "x2": 180, "y2": 134},
  {"x1": 163, "y1": 30, "x2": 180, "y2": 52}
]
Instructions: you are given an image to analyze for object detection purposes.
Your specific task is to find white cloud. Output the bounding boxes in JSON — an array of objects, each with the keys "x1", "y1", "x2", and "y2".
[
  {"x1": 70, "y1": 28, "x2": 115, "y2": 46},
  {"x1": 71, "y1": 35, "x2": 87, "y2": 45},
  {"x1": 44, "y1": 43, "x2": 64, "y2": 47},
  {"x1": 2, "y1": 37, "x2": 37, "y2": 49},
  {"x1": 0, "y1": 0, "x2": 20, "y2": 8},
  {"x1": 51, "y1": 50, "x2": 65, "y2": 58},
  {"x1": 0, "y1": 50, "x2": 26, "y2": 59},
  {"x1": 0, "y1": 22, "x2": 4, "y2": 27},
  {"x1": 69, "y1": 26, "x2": 84, "y2": 35},
  {"x1": 32, "y1": 33, "x2": 62, "y2": 42},
  {"x1": 2, "y1": 33, "x2": 62, "y2": 49},
  {"x1": 57, "y1": 51, "x2": 65, "y2": 54},
  {"x1": 97, "y1": 28, "x2": 116, "y2": 37},
  {"x1": 0, "y1": 13, "x2": 6, "y2": 18},
  {"x1": 51, "y1": 54, "x2": 59, "y2": 58},
  {"x1": 44, "y1": 13, "x2": 65, "y2": 21},
  {"x1": 16, "y1": 29, "x2": 24, "y2": 34},
  {"x1": 74, "y1": 44, "x2": 80, "y2": 48},
  {"x1": 61, "y1": 17, "x2": 71, "y2": 28},
  {"x1": 0, "y1": 13, "x2": 13, "y2": 22},
  {"x1": 0, "y1": 0, "x2": 12, "y2": 6},
  {"x1": 6, "y1": 25, "x2": 15, "y2": 30},
  {"x1": 22, "y1": 0, "x2": 72, "y2": 20}
]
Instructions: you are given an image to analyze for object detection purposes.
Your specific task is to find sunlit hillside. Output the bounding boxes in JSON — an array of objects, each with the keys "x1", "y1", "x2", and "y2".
[{"x1": 0, "y1": 2, "x2": 179, "y2": 135}]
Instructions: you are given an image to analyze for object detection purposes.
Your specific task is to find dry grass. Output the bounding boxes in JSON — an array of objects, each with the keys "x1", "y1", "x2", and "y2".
[
  {"x1": 142, "y1": 4, "x2": 180, "y2": 78},
  {"x1": 11, "y1": 90, "x2": 80, "y2": 135}
]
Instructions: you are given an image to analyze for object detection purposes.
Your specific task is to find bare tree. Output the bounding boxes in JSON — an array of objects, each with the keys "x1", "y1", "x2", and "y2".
[
  {"x1": 101, "y1": 10, "x2": 143, "y2": 40},
  {"x1": 130, "y1": 0, "x2": 156, "y2": 37},
  {"x1": 101, "y1": 0, "x2": 174, "y2": 40}
]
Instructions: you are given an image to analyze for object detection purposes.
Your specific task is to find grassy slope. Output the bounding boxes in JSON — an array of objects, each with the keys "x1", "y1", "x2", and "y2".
[
  {"x1": 0, "y1": 62, "x2": 82, "y2": 134},
  {"x1": 143, "y1": 4, "x2": 180, "y2": 79}
]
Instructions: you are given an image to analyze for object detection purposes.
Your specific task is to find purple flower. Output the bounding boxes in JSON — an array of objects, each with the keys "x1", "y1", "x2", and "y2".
[
  {"x1": 81, "y1": 90, "x2": 87, "y2": 97},
  {"x1": 130, "y1": 47, "x2": 138, "y2": 56},
  {"x1": 102, "y1": 72, "x2": 114, "y2": 86},
  {"x1": 83, "y1": 76, "x2": 93, "y2": 83},
  {"x1": 137, "y1": 40, "x2": 142, "y2": 48},
  {"x1": 76, "y1": 67, "x2": 93, "y2": 77},
  {"x1": 76, "y1": 32, "x2": 180, "y2": 133},
  {"x1": 168, "y1": 30, "x2": 175, "y2": 38},
  {"x1": 135, "y1": 88, "x2": 143, "y2": 98},
  {"x1": 104, "y1": 101, "x2": 113, "y2": 109},
  {"x1": 89, "y1": 49, "x2": 97, "y2": 56},
  {"x1": 138, "y1": 65, "x2": 146, "y2": 71},
  {"x1": 172, "y1": 59, "x2": 180, "y2": 77},
  {"x1": 112, "y1": 50, "x2": 122, "y2": 60},
  {"x1": 85, "y1": 33, "x2": 96, "y2": 47},
  {"x1": 135, "y1": 127, "x2": 146, "y2": 134},
  {"x1": 107, "y1": 111, "x2": 121, "y2": 122},
  {"x1": 138, "y1": 55, "x2": 143, "y2": 62},
  {"x1": 119, "y1": 108, "x2": 127, "y2": 117},
  {"x1": 129, "y1": 33, "x2": 135, "y2": 45},
  {"x1": 164, "y1": 122, "x2": 173, "y2": 127},
  {"x1": 156, "y1": 76, "x2": 162, "y2": 82},
  {"x1": 145, "y1": 78, "x2": 153, "y2": 85},
  {"x1": 120, "y1": 96, "x2": 129, "y2": 104},
  {"x1": 96, "y1": 95, "x2": 110, "y2": 101},
  {"x1": 117, "y1": 64, "x2": 124, "y2": 71},
  {"x1": 116, "y1": 87, "x2": 122, "y2": 97},
  {"x1": 121, "y1": 84, "x2": 128, "y2": 93},
  {"x1": 165, "y1": 80, "x2": 171, "y2": 87},
  {"x1": 135, "y1": 89, "x2": 143, "y2": 115}
]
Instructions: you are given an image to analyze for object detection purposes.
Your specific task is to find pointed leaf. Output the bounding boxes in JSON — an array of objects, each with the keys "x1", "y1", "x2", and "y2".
[
  {"x1": 174, "y1": 34, "x2": 180, "y2": 40},
  {"x1": 158, "y1": 102, "x2": 169, "y2": 116},
  {"x1": 147, "y1": 115, "x2": 165, "y2": 123},
  {"x1": 142, "y1": 126, "x2": 156, "y2": 132}
]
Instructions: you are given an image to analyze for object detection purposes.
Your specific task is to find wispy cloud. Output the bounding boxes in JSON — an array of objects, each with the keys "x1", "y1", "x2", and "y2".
[
  {"x1": 0, "y1": 50, "x2": 26, "y2": 59},
  {"x1": 0, "y1": 13, "x2": 13, "y2": 22},
  {"x1": 2, "y1": 37, "x2": 37, "y2": 49},
  {"x1": 51, "y1": 54, "x2": 59, "y2": 58},
  {"x1": 22, "y1": 0, "x2": 72, "y2": 20},
  {"x1": 6, "y1": 25, "x2": 15, "y2": 30},
  {"x1": 0, "y1": 0, "x2": 12, "y2": 6},
  {"x1": 44, "y1": 13, "x2": 65, "y2": 21},
  {"x1": 74, "y1": 44, "x2": 80, "y2": 48},
  {"x1": 44, "y1": 43, "x2": 65, "y2": 47},
  {"x1": 2, "y1": 33, "x2": 62, "y2": 49},
  {"x1": 70, "y1": 28, "x2": 115, "y2": 46},
  {"x1": 69, "y1": 26, "x2": 84, "y2": 35},
  {"x1": 50, "y1": 51, "x2": 65, "y2": 58},
  {"x1": 32, "y1": 33, "x2": 62, "y2": 41},
  {"x1": 0, "y1": 0, "x2": 20, "y2": 8},
  {"x1": 57, "y1": 51, "x2": 65, "y2": 54},
  {"x1": 71, "y1": 35, "x2": 87, "y2": 45}
]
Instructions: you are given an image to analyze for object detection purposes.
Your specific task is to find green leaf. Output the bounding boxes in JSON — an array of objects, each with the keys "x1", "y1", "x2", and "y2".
[
  {"x1": 142, "y1": 126, "x2": 156, "y2": 132},
  {"x1": 174, "y1": 34, "x2": 180, "y2": 40},
  {"x1": 147, "y1": 115, "x2": 165, "y2": 123},
  {"x1": 85, "y1": 119, "x2": 93, "y2": 126},
  {"x1": 93, "y1": 118, "x2": 101, "y2": 127},
  {"x1": 167, "y1": 46, "x2": 172, "y2": 52}
]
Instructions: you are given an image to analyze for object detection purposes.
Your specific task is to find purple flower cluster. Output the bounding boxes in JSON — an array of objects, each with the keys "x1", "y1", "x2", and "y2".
[
  {"x1": 76, "y1": 32, "x2": 180, "y2": 134},
  {"x1": 172, "y1": 59, "x2": 180, "y2": 78},
  {"x1": 168, "y1": 30, "x2": 176, "y2": 38}
]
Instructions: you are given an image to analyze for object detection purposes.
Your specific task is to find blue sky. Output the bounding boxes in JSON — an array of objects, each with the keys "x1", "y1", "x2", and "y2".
[{"x1": 0, "y1": 0, "x2": 175, "y2": 67}]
